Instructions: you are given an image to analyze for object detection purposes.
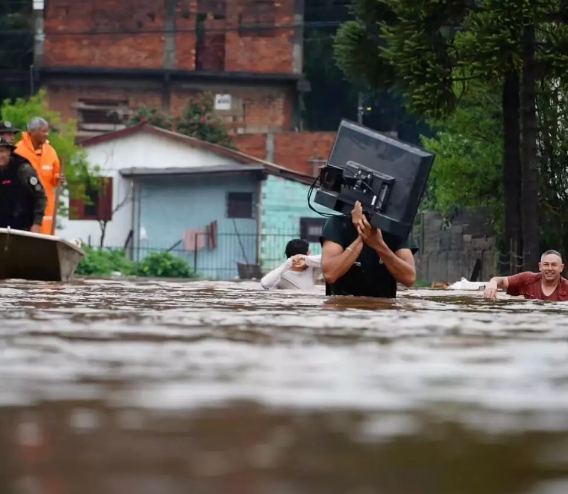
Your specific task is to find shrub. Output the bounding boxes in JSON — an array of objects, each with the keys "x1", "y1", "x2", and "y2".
[
  {"x1": 75, "y1": 247, "x2": 136, "y2": 277},
  {"x1": 75, "y1": 249, "x2": 196, "y2": 279},
  {"x1": 135, "y1": 252, "x2": 196, "y2": 278}
]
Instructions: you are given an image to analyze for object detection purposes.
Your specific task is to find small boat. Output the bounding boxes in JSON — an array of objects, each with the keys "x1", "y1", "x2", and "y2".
[{"x1": 0, "y1": 227, "x2": 86, "y2": 282}]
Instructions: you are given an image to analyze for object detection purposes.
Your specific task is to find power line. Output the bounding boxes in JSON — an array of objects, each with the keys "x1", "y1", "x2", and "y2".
[{"x1": 0, "y1": 20, "x2": 346, "y2": 37}]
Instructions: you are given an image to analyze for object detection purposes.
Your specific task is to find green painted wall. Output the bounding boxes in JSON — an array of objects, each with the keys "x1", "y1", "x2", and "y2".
[{"x1": 260, "y1": 175, "x2": 333, "y2": 270}]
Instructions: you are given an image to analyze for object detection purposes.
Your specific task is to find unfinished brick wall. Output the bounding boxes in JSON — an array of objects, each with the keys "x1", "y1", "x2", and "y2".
[
  {"x1": 170, "y1": 88, "x2": 294, "y2": 133},
  {"x1": 233, "y1": 134, "x2": 267, "y2": 159},
  {"x1": 234, "y1": 132, "x2": 336, "y2": 176},
  {"x1": 44, "y1": 0, "x2": 173, "y2": 69},
  {"x1": 44, "y1": 83, "x2": 294, "y2": 134},
  {"x1": 175, "y1": 0, "x2": 198, "y2": 70},
  {"x1": 43, "y1": 0, "x2": 298, "y2": 74},
  {"x1": 273, "y1": 132, "x2": 335, "y2": 175},
  {"x1": 223, "y1": 0, "x2": 296, "y2": 73},
  {"x1": 46, "y1": 84, "x2": 163, "y2": 124}
]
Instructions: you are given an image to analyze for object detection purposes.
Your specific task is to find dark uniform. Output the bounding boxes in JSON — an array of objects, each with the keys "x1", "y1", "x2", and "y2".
[
  {"x1": 0, "y1": 138, "x2": 47, "y2": 231},
  {"x1": 320, "y1": 215, "x2": 418, "y2": 298}
]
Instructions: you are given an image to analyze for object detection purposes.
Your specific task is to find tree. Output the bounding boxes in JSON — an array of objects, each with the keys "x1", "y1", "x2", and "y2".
[
  {"x1": 420, "y1": 78, "x2": 568, "y2": 261},
  {"x1": 1, "y1": 90, "x2": 94, "y2": 223},
  {"x1": 0, "y1": 0, "x2": 32, "y2": 101},
  {"x1": 421, "y1": 82, "x2": 503, "y2": 229},
  {"x1": 334, "y1": 0, "x2": 568, "y2": 270}
]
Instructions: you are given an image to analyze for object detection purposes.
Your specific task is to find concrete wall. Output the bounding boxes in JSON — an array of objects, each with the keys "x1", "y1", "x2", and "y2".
[
  {"x1": 135, "y1": 174, "x2": 259, "y2": 280},
  {"x1": 414, "y1": 210, "x2": 498, "y2": 284}
]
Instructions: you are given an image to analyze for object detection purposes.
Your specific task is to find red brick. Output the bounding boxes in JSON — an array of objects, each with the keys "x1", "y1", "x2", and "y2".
[
  {"x1": 46, "y1": 85, "x2": 163, "y2": 124},
  {"x1": 273, "y1": 132, "x2": 336, "y2": 175},
  {"x1": 233, "y1": 134, "x2": 267, "y2": 160},
  {"x1": 170, "y1": 88, "x2": 293, "y2": 133},
  {"x1": 44, "y1": 0, "x2": 168, "y2": 69},
  {"x1": 235, "y1": 132, "x2": 336, "y2": 176},
  {"x1": 43, "y1": 0, "x2": 299, "y2": 75}
]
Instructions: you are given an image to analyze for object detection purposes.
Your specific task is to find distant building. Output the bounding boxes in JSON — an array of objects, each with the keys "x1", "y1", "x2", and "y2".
[
  {"x1": 35, "y1": 0, "x2": 305, "y2": 137},
  {"x1": 60, "y1": 124, "x2": 330, "y2": 279}
]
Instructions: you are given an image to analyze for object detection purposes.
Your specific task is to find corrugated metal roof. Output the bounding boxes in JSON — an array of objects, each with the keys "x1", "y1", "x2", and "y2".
[{"x1": 120, "y1": 164, "x2": 266, "y2": 177}]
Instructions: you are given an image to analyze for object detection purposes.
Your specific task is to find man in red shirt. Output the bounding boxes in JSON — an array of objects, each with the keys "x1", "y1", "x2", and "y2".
[{"x1": 484, "y1": 250, "x2": 568, "y2": 301}]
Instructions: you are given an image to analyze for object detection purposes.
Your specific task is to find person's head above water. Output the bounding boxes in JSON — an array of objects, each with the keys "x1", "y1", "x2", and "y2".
[
  {"x1": 27, "y1": 117, "x2": 49, "y2": 147},
  {"x1": 539, "y1": 249, "x2": 565, "y2": 284},
  {"x1": 285, "y1": 239, "x2": 310, "y2": 258}
]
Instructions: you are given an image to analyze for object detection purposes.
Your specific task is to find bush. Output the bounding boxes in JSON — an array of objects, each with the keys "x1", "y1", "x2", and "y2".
[
  {"x1": 75, "y1": 247, "x2": 136, "y2": 277},
  {"x1": 135, "y1": 252, "x2": 196, "y2": 278},
  {"x1": 75, "y1": 249, "x2": 196, "y2": 279}
]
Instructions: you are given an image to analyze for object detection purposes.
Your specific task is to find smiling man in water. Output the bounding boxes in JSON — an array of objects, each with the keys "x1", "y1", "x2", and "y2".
[{"x1": 484, "y1": 250, "x2": 568, "y2": 301}]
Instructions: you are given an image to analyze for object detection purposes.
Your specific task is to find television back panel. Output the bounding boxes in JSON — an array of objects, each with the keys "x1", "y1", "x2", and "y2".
[{"x1": 314, "y1": 119, "x2": 435, "y2": 238}]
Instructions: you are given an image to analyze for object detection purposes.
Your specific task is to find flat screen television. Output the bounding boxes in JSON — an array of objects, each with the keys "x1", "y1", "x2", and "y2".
[{"x1": 314, "y1": 119, "x2": 435, "y2": 239}]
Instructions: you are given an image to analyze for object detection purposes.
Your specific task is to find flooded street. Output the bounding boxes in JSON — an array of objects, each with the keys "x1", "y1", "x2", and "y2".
[{"x1": 2, "y1": 279, "x2": 568, "y2": 494}]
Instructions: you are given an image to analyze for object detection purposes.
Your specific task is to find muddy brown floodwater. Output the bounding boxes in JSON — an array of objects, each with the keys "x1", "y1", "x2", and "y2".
[{"x1": 1, "y1": 279, "x2": 568, "y2": 494}]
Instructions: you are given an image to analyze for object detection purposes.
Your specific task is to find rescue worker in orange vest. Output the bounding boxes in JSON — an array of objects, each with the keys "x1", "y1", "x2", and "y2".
[
  {"x1": 0, "y1": 137, "x2": 47, "y2": 233},
  {"x1": 0, "y1": 121, "x2": 21, "y2": 145},
  {"x1": 15, "y1": 117, "x2": 65, "y2": 235}
]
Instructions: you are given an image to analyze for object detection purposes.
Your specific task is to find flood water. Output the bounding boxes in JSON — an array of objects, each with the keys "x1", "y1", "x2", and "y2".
[{"x1": 2, "y1": 279, "x2": 568, "y2": 494}]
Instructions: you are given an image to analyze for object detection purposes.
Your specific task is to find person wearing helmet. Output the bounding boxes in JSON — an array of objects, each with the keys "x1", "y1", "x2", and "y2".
[
  {"x1": 0, "y1": 121, "x2": 21, "y2": 145},
  {"x1": 0, "y1": 137, "x2": 47, "y2": 233}
]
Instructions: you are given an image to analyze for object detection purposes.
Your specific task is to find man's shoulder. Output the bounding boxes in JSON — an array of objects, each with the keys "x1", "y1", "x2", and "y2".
[
  {"x1": 509, "y1": 271, "x2": 541, "y2": 285},
  {"x1": 16, "y1": 160, "x2": 36, "y2": 175},
  {"x1": 383, "y1": 231, "x2": 418, "y2": 254},
  {"x1": 320, "y1": 215, "x2": 354, "y2": 247},
  {"x1": 16, "y1": 161, "x2": 42, "y2": 188},
  {"x1": 321, "y1": 215, "x2": 352, "y2": 234}
]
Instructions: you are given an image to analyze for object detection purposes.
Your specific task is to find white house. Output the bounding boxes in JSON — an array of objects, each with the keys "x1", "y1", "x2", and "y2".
[{"x1": 59, "y1": 124, "x2": 331, "y2": 278}]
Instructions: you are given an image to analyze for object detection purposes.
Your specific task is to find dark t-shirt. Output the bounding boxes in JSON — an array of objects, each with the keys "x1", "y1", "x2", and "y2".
[
  {"x1": 506, "y1": 272, "x2": 568, "y2": 301},
  {"x1": 320, "y1": 215, "x2": 418, "y2": 298}
]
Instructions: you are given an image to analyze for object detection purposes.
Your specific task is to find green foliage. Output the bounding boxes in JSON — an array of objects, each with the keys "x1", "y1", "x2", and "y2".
[
  {"x1": 130, "y1": 106, "x2": 173, "y2": 130},
  {"x1": 0, "y1": 90, "x2": 96, "y2": 220},
  {"x1": 135, "y1": 252, "x2": 195, "y2": 278},
  {"x1": 334, "y1": 0, "x2": 568, "y2": 118},
  {"x1": 176, "y1": 93, "x2": 234, "y2": 148},
  {"x1": 421, "y1": 82, "x2": 503, "y2": 228},
  {"x1": 128, "y1": 93, "x2": 233, "y2": 148},
  {"x1": 76, "y1": 248, "x2": 197, "y2": 278},
  {"x1": 75, "y1": 247, "x2": 136, "y2": 277},
  {"x1": 420, "y1": 78, "x2": 568, "y2": 256},
  {"x1": 0, "y1": 2, "x2": 32, "y2": 72}
]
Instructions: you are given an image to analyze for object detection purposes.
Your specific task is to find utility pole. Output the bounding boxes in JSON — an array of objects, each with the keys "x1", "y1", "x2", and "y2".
[
  {"x1": 32, "y1": 0, "x2": 45, "y2": 96},
  {"x1": 357, "y1": 92, "x2": 364, "y2": 124}
]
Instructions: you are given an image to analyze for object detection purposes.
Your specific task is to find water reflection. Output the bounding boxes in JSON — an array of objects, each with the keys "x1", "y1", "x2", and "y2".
[{"x1": 1, "y1": 279, "x2": 568, "y2": 493}]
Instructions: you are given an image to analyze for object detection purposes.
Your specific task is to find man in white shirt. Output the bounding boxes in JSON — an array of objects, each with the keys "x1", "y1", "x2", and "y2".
[{"x1": 261, "y1": 239, "x2": 322, "y2": 291}]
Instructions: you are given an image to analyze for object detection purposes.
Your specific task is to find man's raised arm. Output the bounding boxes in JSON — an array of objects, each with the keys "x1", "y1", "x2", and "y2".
[{"x1": 322, "y1": 237, "x2": 363, "y2": 284}]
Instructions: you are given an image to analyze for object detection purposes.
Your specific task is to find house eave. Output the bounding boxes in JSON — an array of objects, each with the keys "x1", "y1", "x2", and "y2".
[{"x1": 37, "y1": 66, "x2": 304, "y2": 87}]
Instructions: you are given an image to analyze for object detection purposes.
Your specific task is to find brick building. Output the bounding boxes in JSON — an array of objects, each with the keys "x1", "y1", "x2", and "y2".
[{"x1": 34, "y1": 0, "x2": 306, "y2": 135}]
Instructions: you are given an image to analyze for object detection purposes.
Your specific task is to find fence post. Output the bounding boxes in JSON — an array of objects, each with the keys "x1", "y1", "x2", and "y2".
[{"x1": 194, "y1": 233, "x2": 198, "y2": 272}]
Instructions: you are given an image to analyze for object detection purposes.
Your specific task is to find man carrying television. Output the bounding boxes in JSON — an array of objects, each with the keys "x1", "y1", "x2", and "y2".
[{"x1": 320, "y1": 201, "x2": 418, "y2": 298}]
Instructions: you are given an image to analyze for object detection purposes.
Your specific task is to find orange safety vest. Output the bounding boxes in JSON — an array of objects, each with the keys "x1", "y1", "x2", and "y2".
[{"x1": 15, "y1": 133, "x2": 61, "y2": 235}]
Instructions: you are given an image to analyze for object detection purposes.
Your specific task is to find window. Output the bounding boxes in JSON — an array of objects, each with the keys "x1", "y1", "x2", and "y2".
[
  {"x1": 300, "y1": 217, "x2": 326, "y2": 243},
  {"x1": 74, "y1": 99, "x2": 130, "y2": 135},
  {"x1": 69, "y1": 177, "x2": 113, "y2": 222},
  {"x1": 227, "y1": 192, "x2": 253, "y2": 219}
]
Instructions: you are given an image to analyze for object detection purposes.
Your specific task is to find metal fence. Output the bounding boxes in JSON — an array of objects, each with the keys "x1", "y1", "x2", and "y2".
[{"x1": 100, "y1": 231, "x2": 322, "y2": 280}]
